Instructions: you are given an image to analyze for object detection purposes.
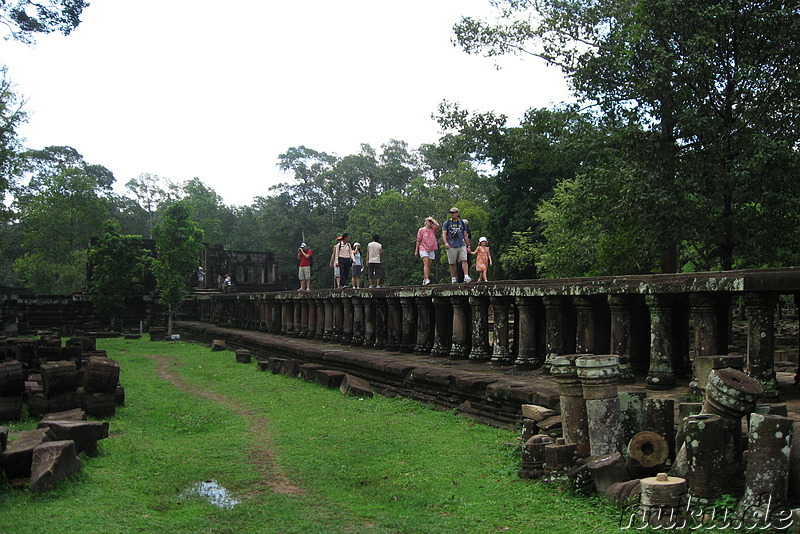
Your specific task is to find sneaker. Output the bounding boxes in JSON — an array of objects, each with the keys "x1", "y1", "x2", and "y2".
[
  {"x1": 451, "y1": 277, "x2": 458, "y2": 284},
  {"x1": 368, "y1": 285, "x2": 373, "y2": 288},
  {"x1": 376, "y1": 285, "x2": 381, "y2": 288},
  {"x1": 422, "y1": 279, "x2": 430, "y2": 286},
  {"x1": 464, "y1": 275, "x2": 472, "y2": 283}
]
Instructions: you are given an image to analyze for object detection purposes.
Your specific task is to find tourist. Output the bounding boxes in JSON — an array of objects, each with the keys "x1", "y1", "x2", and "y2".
[
  {"x1": 330, "y1": 233, "x2": 353, "y2": 288},
  {"x1": 352, "y1": 242, "x2": 363, "y2": 289},
  {"x1": 366, "y1": 234, "x2": 383, "y2": 288},
  {"x1": 415, "y1": 216, "x2": 440, "y2": 285},
  {"x1": 441, "y1": 207, "x2": 472, "y2": 283},
  {"x1": 470, "y1": 237, "x2": 493, "y2": 282},
  {"x1": 196, "y1": 266, "x2": 205, "y2": 289},
  {"x1": 297, "y1": 243, "x2": 313, "y2": 291},
  {"x1": 223, "y1": 273, "x2": 233, "y2": 292},
  {"x1": 329, "y1": 236, "x2": 342, "y2": 288}
]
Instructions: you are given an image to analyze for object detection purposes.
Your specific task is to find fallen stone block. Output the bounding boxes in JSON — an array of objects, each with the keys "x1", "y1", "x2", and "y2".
[
  {"x1": 23, "y1": 381, "x2": 44, "y2": 401},
  {"x1": 82, "y1": 392, "x2": 116, "y2": 418},
  {"x1": 149, "y1": 328, "x2": 167, "y2": 342},
  {"x1": 299, "y1": 363, "x2": 325, "y2": 382},
  {"x1": 66, "y1": 337, "x2": 95, "y2": 352},
  {"x1": 267, "y1": 357, "x2": 287, "y2": 374},
  {"x1": 317, "y1": 370, "x2": 346, "y2": 389},
  {"x1": 234, "y1": 349, "x2": 252, "y2": 363},
  {"x1": 0, "y1": 427, "x2": 53, "y2": 479},
  {"x1": 29, "y1": 440, "x2": 82, "y2": 493},
  {"x1": 340, "y1": 374, "x2": 373, "y2": 398},
  {"x1": 42, "y1": 409, "x2": 86, "y2": 422},
  {"x1": 522, "y1": 404, "x2": 557, "y2": 422},
  {"x1": 211, "y1": 339, "x2": 226, "y2": 352},
  {"x1": 0, "y1": 426, "x2": 7, "y2": 452},
  {"x1": 0, "y1": 395, "x2": 23, "y2": 422},
  {"x1": 37, "y1": 346, "x2": 63, "y2": 362},
  {"x1": 536, "y1": 415, "x2": 563, "y2": 431},
  {"x1": 37, "y1": 419, "x2": 109, "y2": 456},
  {"x1": 114, "y1": 385, "x2": 125, "y2": 406},
  {"x1": 41, "y1": 361, "x2": 79, "y2": 396},
  {"x1": 0, "y1": 360, "x2": 25, "y2": 396},
  {"x1": 256, "y1": 360, "x2": 269, "y2": 372},
  {"x1": 279, "y1": 359, "x2": 300, "y2": 377},
  {"x1": 123, "y1": 334, "x2": 141, "y2": 340},
  {"x1": 28, "y1": 392, "x2": 81, "y2": 418},
  {"x1": 82, "y1": 356, "x2": 120, "y2": 394}
]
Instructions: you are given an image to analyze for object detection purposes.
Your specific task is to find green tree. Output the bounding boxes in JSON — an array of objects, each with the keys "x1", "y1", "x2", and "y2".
[
  {"x1": 124, "y1": 173, "x2": 175, "y2": 238},
  {"x1": 0, "y1": 0, "x2": 87, "y2": 43},
  {"x1": 0, "y1": 67, "x2": 26, "y2": 220},
  {"x1": 13, "y1": 146, "x2": 115, "y2": 293},
  {"x1": 151, "y1": 201, "x2": 204, "y2": 334},
  {"x1": 181, "y1": 177, "x2": 223, "y2": 245},
  {"x1": 88, "y1": 220, "x2": 151, "y2": 329}
]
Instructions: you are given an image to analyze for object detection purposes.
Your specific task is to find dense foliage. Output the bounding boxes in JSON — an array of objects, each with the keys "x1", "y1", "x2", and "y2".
[{"x1": 0, "y1": 0, "x2": 798, "y2": 294}]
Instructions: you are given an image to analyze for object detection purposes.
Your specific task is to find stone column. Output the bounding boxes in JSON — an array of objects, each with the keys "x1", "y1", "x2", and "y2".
[
  {"x1": 374, "y1": 297, "x2": 387, "y2": 350},
  {"x1": 399, "y1": 297, "x2": 416, "y2": 353},
  {"x1": 351, "y1": 296, "x2": 363, "y2": 346},
  {"x1": 645, "y1": 294, "x2": 676, "y2": 389},
  {"x1": 643, "y1": 398, "x2": 675, "y2": 461},
  {"x1": 292, "y1": 298, "x2": 301, "y2": 337},
  {"x1": 314, "y1": 299, "x2": 325, "y2": 339},
  {"x1": 550, "y1": 355, "x2": 590, "y2": 457},
  {"x1": 468, "y1": 295, "x2": 491, "y2": 360},
  {"x1": 341, "y1": 297, "x2": 353, "y2": 345},
  {"x1": 514, "y1": 296, "x2": 541, "y2": 367},
  {"x1": 689, "y1": 292, "x2": 730, "y2": 358},
  {"x1": 331, "y1": 298, "x2": 343, "y2": 342},
  {"x1": 363, "y1": 297, "x2": 375, "y2": 348},
  {"x1": 299, "y1": 298, "x2": 310, "y2": 338},
  {"x1": 386, "y1": 297, "x2": 402, "y2": 351},
  {"x1": 690, "y1": 354, "x2": 743, "y2": 396},
  {"x1": 741, "y1": 413, "x2": 795, "y2": 516},
  {"x1": 574, "y1": 295, "x2": 601, "y2": 354},
  {"x1": 743, "y1": 291, "x2": 779, "y2": 400},
  {"x1": 280, "y1": 301, "x2": 291, "y2": 335},
  {"x1": 608, "y1": 294, "x2": 635, "y2": 381},
  {"x1": 490, "y1": 297, "x2": 513, "y2": 364},
  {"x1": 431, "y1": 297, "x2": 453, "y2": 357},
  {"x1": 683, "y1": 414, "x2": 726, "y2": 504},
  {"x1": 449, "y1": 296, "x2": 470, "y2": 359},
  {"x1": 322, "y1": 299, "x2": 334, "y2": 341},
  {"x1": 702, "y1": 367, "x2": 763, "y2": 491},
  {"x1": 270, "y1": 299, "x2": 281, "y2": 334},
  {"x1": 577, "y1": 355, "x2": 623, "y2": 457},
  {"x1": 543, "y1": 296, "x2": 569, "y2": 372},
  {"x1": 414, "y1": 297, "x2": 433, "y2": 354}
]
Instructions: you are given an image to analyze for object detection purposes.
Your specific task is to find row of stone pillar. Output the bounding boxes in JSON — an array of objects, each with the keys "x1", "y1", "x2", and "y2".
[{"x1": 196, "y1": 289, "x2": 789, "y2": 395}]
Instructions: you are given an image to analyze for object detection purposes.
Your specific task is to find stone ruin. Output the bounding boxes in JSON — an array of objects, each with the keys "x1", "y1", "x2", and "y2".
[
  {"x1": 518, "y1": 354, "x2": 798, "y2": 530},
  {"x1": 0, "y1": 334, "x2": 123, "y2": 492}
]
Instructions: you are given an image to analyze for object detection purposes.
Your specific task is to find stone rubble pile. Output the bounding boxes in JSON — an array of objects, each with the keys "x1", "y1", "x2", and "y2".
[{"x1": 518, "y1": 354, "x2": 798, "y2": 529}]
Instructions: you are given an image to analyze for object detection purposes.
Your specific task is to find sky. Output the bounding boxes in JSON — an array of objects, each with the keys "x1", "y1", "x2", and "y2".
[{"x1": 1, "y1": 0, "x2": 570, "y2": 206}]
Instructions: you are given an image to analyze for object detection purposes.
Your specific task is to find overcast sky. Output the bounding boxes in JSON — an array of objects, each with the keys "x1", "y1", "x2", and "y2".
[{"x1": 1, "y1": 0, "x2": 570, "y2": 206}]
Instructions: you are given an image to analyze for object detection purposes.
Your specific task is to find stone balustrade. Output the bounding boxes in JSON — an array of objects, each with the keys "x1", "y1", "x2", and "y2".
[{"x1": 189, "y1": 267, "x2": 800, "y2": 393}]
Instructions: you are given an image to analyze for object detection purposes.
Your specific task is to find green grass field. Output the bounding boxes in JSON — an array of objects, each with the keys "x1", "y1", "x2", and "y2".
[{"x1": 0, "y1": 337, "x2": 623, "y2": 533}]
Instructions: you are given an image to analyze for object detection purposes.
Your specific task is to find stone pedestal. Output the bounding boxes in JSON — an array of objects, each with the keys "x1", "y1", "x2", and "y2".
[
  {"x1": 577, "y1": 355, "x2": 623, "y2": 457},
  {"x1": 683, "y1": 414, "x2": 725, "y2": 504},
  {"x1": 413, "y1": 297, "x2": 433, "y2": 354},
  {"x1": 490, "y1": 297, "x2": 512, "y2": 364},
  {"x1": 449, "y1": 296, "x2": 470, "y2": 359},
  {"x1": 399, "y1": 298, "x2": 416, "y2": 353},
  {"x1": 431, "y1": 297, "x2": 452, "y2": 357},
  {"x1": 468, "y1": 296, "x2": 491, "y2": 360},
  {"x1": 550, "y1": 355, "x2": 590, "y2": 457},
  {"x1": 646, "y1": 295, "x2": 677, "y2": 388},
  {"x1": 741, "y1": 413, "x2": 794, "y2": 515},
  {"x1": 639, "y1": 473, "x2": 688, "y2": 528},
  {"x1": 519, "y1": 434, "x2": 553, "y2": 479},
  {"x1": 690, "y1": 354, "x2": 744, "y2": 396},
  {"x1": 743, "y1": 292, "x2": 779, "y2": 400},
  {"x1": 608, "y1": 294, "x2": 635, "y2": 381},
  {"x1": 514, "y1": 297, "x2": 542, "y2": 367},
  {"x1": 351, "y1": 296, "x2": 363, "y2": 346}
]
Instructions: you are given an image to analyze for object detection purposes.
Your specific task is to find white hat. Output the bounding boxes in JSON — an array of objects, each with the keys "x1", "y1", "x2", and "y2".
[
  {"x1": 354, "y1": 242, "x2": 360, "y2": 247},
  {"x1": 300, "y1": 243, "x2": 307, "y2": 247},
  {"x1": 479, "y1": 236, "x2": 488, "y2": 244}
]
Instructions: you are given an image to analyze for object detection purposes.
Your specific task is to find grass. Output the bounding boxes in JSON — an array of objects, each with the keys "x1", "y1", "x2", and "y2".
[{"x1": 0, "y1": 336, "x2": 623, "y2": 533}]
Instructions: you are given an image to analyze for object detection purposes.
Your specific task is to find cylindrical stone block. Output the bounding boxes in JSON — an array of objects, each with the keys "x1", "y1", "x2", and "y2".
[
  {"x1": 550, "y1": 355, "x2": 590, "y2": 457},
  {"x1": 519, "y1": 434, "x2": 553, "y2": 479},
  {"x1": 545, "y1": 437, "x2": 577, "y2": 473},
  {"x1": 627, "y1": 431, "x2": 669, "y2": 479},
  {"x1": 690, "y1": 354, "x2": 744, "y2": 395},
  {"x1": 643, "y1": 398, "x2": 676, "y2": 461},
  {"x1": 639, "y1": 473, "x2": 688, "y2": 528},
  {"x1": 619, "y1": 392, "x2": 646, "y2": 451},
  {"x1": 577, "y1": 355, "x2": 623, "y2": 457},
  {"x1": 587, "y1": 451, "x2": 630, "y2": 496},
  {"x1": 683, "y1": 414, "x2": 726, "y2": 504},
  {"x1": 742, "y1": 413, "x2": 794, "y2": 512}
]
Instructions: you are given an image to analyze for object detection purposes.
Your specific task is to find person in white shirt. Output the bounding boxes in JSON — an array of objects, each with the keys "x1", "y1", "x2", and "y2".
[{"x1": 366, "y1": 234, "x2": 383, "y2": 288}]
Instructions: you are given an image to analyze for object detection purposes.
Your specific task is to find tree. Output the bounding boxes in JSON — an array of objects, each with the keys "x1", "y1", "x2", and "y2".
[
  {"x1": 124, "y1": 173, "x2": 174, "y2": 238},
  {"x1": 1, "y1": 0, "x2": 88, "y2": 43},
  {"x1": 0, "y1": 67, "x2": 26, "y2": 220},
  {"x1": 13, "y1": 146, "x2": 115, "y2": 293},
  {"x1": 454, "y1": 0, "x2": 800, "y2": 273},
  {"x1": 181, "y1": 177, "x2": 223, "y2": 245},
  {"x1": 88, "y1": 220, "x2": 151, "y2": 329},
  {"x1": 151, "y1": 201, "x2": 203, "y2": 334}
]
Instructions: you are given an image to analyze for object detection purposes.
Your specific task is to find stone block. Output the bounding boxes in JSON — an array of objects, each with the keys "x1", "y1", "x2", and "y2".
[
  {"x1": 267, "y1": 357, "x2": 287, "y2": 374},
  {"x1": 0, "y1": 395, "x2": 22, "y2": 421},
  {"x1": 537, "y1": 415, "x2": 563, "y2": 431},
  {"x1": 29, "y1": 440, "x2": 81, "y2": 493},
  {"x1": 41, "y1": 361, "x2": 79, "y2": 396},
  {"x1": 28, "y1": 392, "x2": 81, "y2": 418},
  {"x1": 66, "y1": 337, "x2": 95, "y2": 351},
  {"x1": 0, "y1": 425, "x2": 7, "y2": 452},
  {"x1": 42, "y1": 409, "x2": 86, "y2": 422},
  {"x1": 280, "y1": 359, "x2": 300, "y2": 377},
  {"x1": 256, "y1": 360, "x2": 269, "y2": 372},
  {"x1": 82, "y1": 356, "x2": 120, "y2": 394},
  {"x1": 0, "y1": 360, "x2": 25, "y2": 396},
  {"x1": 114, "y1": 385, "x2": 125, "y2": 406},
  {"x1": 82, "y1": 392, "x2": 115, "y2": 418},
  {"x1": 316, "y1": 369, "x2": 346, "y2": 389},
  {"x1": 37, "y1": 346, "x2": 63, "y2": 362},
  {"x1": 234, "y1": 349, "x2": 252, "y2": 364},
  {"x1": 37, "y1": 419, "x2": 109, "y2": 456},
  {"x1": 299, "y1": 363, "x2": 325, "y2": 381},
  {"x1": 0, "y1": 427, "x2": 52, "y2": 479},
  {"x1": 340, "y1": 374, "x2": 373, "y2": 398},
  {"x1": 211, "y1": 339, "x2": 226, "y2": 352},
  {"x1": 149, "y1": 328, "x2": 167, "y2": 342},
  {"x1": 521, "y1": 404, "x2": 557, "y2": 422}
]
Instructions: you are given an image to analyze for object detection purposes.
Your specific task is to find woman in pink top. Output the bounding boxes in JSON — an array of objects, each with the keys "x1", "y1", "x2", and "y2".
[{"x1": 414, "y1": 216, "x2": 440, "y2": 285}]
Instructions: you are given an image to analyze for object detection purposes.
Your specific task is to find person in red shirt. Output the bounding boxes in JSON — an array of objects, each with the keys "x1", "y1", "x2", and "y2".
[{"x1": 297, "y1": 243, "x2": 313, "y2": 291}]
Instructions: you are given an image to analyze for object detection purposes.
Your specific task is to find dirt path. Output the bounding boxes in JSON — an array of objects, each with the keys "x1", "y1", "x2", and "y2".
[{"x1": 145, "y1": 354, "x2": 304, "y2": 496}]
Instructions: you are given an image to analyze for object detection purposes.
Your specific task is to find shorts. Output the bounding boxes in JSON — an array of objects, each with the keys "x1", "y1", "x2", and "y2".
[
  {"x1": 419, "y1": 250, "x2": 436, "y2": 260},
  {"x1": 333, "y1": 266, "x2": 340, "y2": 278},
  {"x1": 446, "y1": 246, "x2": 467, "y2": 264},
  {"x1": 367, "y1": 263, "x2": 383, "y2": 280},
  {"x1": 352, "y1": 264, "x2": 362, "y2": 277},
  {"x1": 298, "y1": 266, "x2": 311, "y2": 280}
]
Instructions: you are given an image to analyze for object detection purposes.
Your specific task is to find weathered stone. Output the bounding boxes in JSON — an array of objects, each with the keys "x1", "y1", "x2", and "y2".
[
  {"x1": 37, "y1": 346, "x2": 63, "y2": 362},
  {"x1": 82, "y1": 356, "x2": 120, "y2": 394},
  {"x1": 234, "y1": 349, "x2": 251, "y2": 364},
  {"x1": 316, "y1": 369, "x2": 346, "y2": 389},
  {"x1": 550, "y1": 355, "x2": 590, "y2": 457},
  {"x1": 519, "y1": 434, "x2": 553, "y2": 479},
  {"x1": 37, "y1": 419, "x2": 109, "y2": 457},
  {"x1": 683, "y1": 414, "x2": 726, "y2": 504},
  {"x1": 627, "y1": 431, "x2": 669, "y2": 479},
  {"x1": 0, "y1": 360, "x2": 24, "y2": 395},
  {"x1": 639, "y1": 473, "x2": 688, "y2": 528},
  {"x1": 521, "y1": 419, "x2": 538, "y2": 444},
  {"x1": 298, "y1": 363, "x2": 325, "y2": 382},
  {"x1": 0, "y1": 427, "x2": 52, "y2": 479},
  {"x1": 149, "y1": 327, "x2": 167, "y2": 342},
  {"x1": 0, "y1": 425, "x2": 7, "y2": 452},
  {"x1": 545, "y1": 437, "x2": 577, "y2": 473},
  {"x1": 29, "y1": 440, "x2": 81, "y2": 493},
  {"x1": 66, "y1": 337, "x2": 95, "y2": 352},
  {"x1": 256, "y1": 360, "x2": 269, "y2": 372},
  {"x1": 577, "y1": 355, "x2": 623, "y2": 457},
  {"x1": 267, "y1": 357, "x2": 287, "y2": 373},
  {"x1": 28, "y1": 392, "x2": 81, "y2": 417},
  {"x1": 606, "y1": 479, "x2": 643, "y2": 507},
  {"x1": 536, "y1": 415, "x2": 563, "y2": 431},
  {"x1": 40, "y1": 361, "x2": 79, "y2": 396},
  {"x1": 42, "y1": 408, "x2": 86, "y2": 422},
  {"x1": 643, "y1": 398, "x2": 675, "y2": 461},
  {"x1": 211, "y1": 339, "x2": 226, "y2": 351},
  {"x1": 0, "y1": 395, "x2": 22, "y2": 421},
  {"x1": 82, "y1": 392, "x2": 116, "y2": 418},
  {"x1": 741, "y1": 413, "x2": 794, "y2": 514},
  {"x1": 690, "y1": 354, "x2": 744, "y2": 395},
  {"x1": 618, "y1": 392, "x2": 646, "y2": 451},
  {"x1": 588, "y1": 451, "x2": 630, "y2": 496},
  {"x1": 340, "y1": 374, "x2": 373, "y2": 397},
  {"x1": 114, "y1": 385, "x2": 125, "y2": 406},
  {"x1": 521, "y1": 404, "x2": 557, "y2": 422}
]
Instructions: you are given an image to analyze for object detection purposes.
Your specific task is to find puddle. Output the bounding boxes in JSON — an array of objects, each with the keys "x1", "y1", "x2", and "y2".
[{"x1": 180, "y1": 480, "x2": 240, "y2": 509}]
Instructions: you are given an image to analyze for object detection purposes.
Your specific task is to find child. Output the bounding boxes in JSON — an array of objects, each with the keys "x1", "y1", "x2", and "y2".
[
  {"x1": 470, "y1": 237, "x2": 493, "y2": 282},
  {"x1": 352, "y1": 242, "x2": 363, "y2": 289}
]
